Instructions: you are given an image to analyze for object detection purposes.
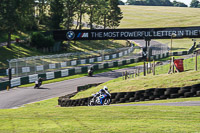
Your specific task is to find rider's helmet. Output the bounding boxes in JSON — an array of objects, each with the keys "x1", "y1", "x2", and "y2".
[{"x1": 103, "y1": 86, "x2": 108, "y2": 91}]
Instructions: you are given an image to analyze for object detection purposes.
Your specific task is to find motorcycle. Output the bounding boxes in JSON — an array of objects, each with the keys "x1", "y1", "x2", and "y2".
[
  {"x1": 88, "y1": 69, "x2": 93, "y2": 77},
  {"x1": 88, "y1": 94, "x2": 111, "y2": 106},
  {"x1": 34, "y1": 80, "x2": 42, "y2": 89}
]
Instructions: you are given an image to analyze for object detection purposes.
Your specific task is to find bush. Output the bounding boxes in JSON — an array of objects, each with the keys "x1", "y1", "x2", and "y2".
[{"x1": 31, "y1": 32, "x2": 55, "y2": 49}]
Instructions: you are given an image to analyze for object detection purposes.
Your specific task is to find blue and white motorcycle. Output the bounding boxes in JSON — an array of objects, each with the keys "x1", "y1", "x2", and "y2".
[{"x1": 88, "y1": 94, "x2": 111, "y2": 106}]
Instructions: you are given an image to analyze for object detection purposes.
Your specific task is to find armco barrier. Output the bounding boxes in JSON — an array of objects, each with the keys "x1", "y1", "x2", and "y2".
[
  {"x1": 58, "y1": 83, "x2": 200, "y2": 107},
  {"x1": 0, "y1": 81, "x2": 9, "y2": 90}
]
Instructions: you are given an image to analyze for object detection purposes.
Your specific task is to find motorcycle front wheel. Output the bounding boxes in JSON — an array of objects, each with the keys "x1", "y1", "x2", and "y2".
[{"x1": 103, "y1": 98, "x2": 111, "y2": 105}]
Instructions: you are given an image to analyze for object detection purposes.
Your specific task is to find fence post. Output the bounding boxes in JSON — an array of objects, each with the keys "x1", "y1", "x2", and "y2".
[
  {"x1": 153, "y1": 60, "x2": 155, "y2": 75},
  {"x1": 195, "y1": 52, "x2": 198, "y2": 71},
  {"x1": 143, "y1": 61, "x2": 146, "y2": 76},
  {"x1": 172, "y1": 57, "x2": 175, "y2": 73}
]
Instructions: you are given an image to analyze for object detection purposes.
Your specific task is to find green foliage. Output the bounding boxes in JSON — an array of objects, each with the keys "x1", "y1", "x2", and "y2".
[
  {"x1": 127, "y1": 0, "x2": 174, "y2": 6},
  {"x1": 173, "y1": 0, "x2": 188, "y2": 7},
  {"x1": 31, "y1": 32, "x2": 55, "y2": 49},
  {"x1": 119, "y1": 0, "x2": 125, "y2": 5},
  {"x1": 0, "y1": 0, "x2": 35, "y2": 48},
  {"x1": 49, "y1": 0, "x2": 64, "y2": 29},
  {"x1": 190, "y1": 0, "x2": 200, "y2": 8}
]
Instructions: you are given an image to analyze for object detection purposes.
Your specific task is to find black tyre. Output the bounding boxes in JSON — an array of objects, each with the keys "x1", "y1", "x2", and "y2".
[
  {"x1": 111, "y1": 99, "x2": 117, "y2": 104},
  {"x1": 103, "y1": 98, "x2": 111, "y2": 105},
  {"x1": 191, "y1": 83, "x2": 200, "y2": 89},
  {"x1": 119, "y1": 98, "x2": 126, "y2": 103},
  {"x1": 164, "y1": 87, "x2": 180, "y2": 95},
  {"x1": 160, "y1": 95, "x2": 168, "y2": 100},
  {"x1": 184, "y1": 92, "x2": 194, "y2": 97},
  {"x1": 196, "y1": 91, "x2": 200, "y2": 96},
  {"x1": 154, "y1": 88, "x2": 166, "y2": 96},
  {"x1": 178, "y1": 87, "x2": 191, "y2": 95},
  {"x1": 149, "y1": 96, "x2": 155, "y2": 100},
  {"x1": 170, "y1": 94, "x2": 180, "y2": 98},
  {"x1": 129, "y1": 97, "x2": 135, "y2": 102},
  {"x1": 115, "y1": 92, "x2": 126, "y2": 100},
  {"x1": 145, "y1": 88, "x2": 155, "y2": 93},
  {"x1": 191, "y1": 88, "x2": 200, "y2": 93},
  {"x1": 110, "y1": 93, "x2": 118, "y2": 99}
]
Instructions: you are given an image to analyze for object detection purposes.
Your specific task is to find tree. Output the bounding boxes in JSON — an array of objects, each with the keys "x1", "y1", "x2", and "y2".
[
  {"x1": 75, "y1": 0, "x2": 87, "y2": 29},
  {"x1": 190, "y1": 0, "x2": 199, "y2": 8},
  {"x1": 63, "y1": 0, "x2": 78, "y2": 30},
  {"x1": 173, "y1": 0, "x2": 187, "y2": 7},
  {"x1": 49, "y1": 0, "x2": 64, "y2": 29},
  {"x1": 86, "y1": 0, "x2": 98, "y2": 29},
  {"x1": 107, "y1": 0, "x2": 123, "y2": 28},
  {"x1": 0, "y1": 0, "x2": 35, "y2": 48},
  {"x1": 127, "y1": 0, "x2": 173, "y2": 6},
  {"x1": 119, "y1": 0, "x2": 125, "y2": 5}
]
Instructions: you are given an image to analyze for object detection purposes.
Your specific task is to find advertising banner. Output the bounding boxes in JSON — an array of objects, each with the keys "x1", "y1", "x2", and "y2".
[{"x1": 53, "y1": 26, "x2": 200, "y2": 41}]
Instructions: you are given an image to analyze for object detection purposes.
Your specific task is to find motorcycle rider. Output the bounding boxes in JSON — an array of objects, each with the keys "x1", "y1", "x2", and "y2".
[
  {"x1": 34, "y1": 77, "x2": 43, "y2": 89},
  {"x1": 88, "y1": 66, "x2": 94, "y2": 76},
  {"x1": 94, "y1": 86, "x2": 111, "y2": 105}
]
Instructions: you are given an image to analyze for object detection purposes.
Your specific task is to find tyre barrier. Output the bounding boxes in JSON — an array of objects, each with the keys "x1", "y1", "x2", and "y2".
[
  {"x1": 77, "y1": 83, "x2": 103, "y2": 92},
  {"x1": 58, "y1": 83, "x2": 200, "y2": 107}
]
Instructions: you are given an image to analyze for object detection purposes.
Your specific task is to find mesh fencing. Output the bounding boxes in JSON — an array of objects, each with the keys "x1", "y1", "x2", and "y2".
[{"x1": 8, "y1": 47, "x2": 137, "y2": 78}]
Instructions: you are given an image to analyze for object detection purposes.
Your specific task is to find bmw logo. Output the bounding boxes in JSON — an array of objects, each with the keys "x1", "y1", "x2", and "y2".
[{"x1": 66, "y1": 31, "x2": 75, "y2": 40}]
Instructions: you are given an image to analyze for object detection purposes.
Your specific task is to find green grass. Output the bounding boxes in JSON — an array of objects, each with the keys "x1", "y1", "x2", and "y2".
[
  {"x1": 119, "y1": 5, "x2": 200, "y2": 28},
  {"x1": 155, "y1": 38, "x2": 194, "y2": 52},
  {"x1": 0, "y1": 97, "x2": 200, "y2": 133},
  {"x1": 0, "y1": 31, "x2": 28, "y2": 42},
  {"x1": 0, "y1": 43, "x2": 43, "y2": 68}
]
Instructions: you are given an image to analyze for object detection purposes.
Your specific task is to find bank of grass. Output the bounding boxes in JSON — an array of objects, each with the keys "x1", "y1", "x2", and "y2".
[
  {"x1": 0, "y1": 43, "x2": 43, "y2": 68},
  {"x1": 155, "y1": 38, "x2": 194, "y2": 52},
  {"x1": 119, "y1": 5, "x2": 200, "y2": 28},
  {"x1": 0, "y1": 97, "x2": 200, "y2": 133}
]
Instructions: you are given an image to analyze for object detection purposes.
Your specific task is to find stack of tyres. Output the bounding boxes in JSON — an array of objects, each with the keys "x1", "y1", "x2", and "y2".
[
  {"x1": 191, "y1": 83, "x2": 200, "y2": 97},
  {"x1": 153, "y1": 88, "x2": 166, "y2": 100},
  {"x1": 134, "y1": 90, "x2": 145, "y2": 102},
  {"x1": 164, "y1": 87, "x2": 180, "y2": 99},
  {"x1": 110, "y1": 93, "x2": 118, "y2": 104},
  {"x1": 178, "y1": 86, "x2": 191, "y2": 98},
  {"x1": 115, "y1": 92, "x2": 127, "y2": 103},
  {"x1": 144, "y1": 88, "x2": 155, "y2": 101},
  {"x1": 124, "y1": 92, "x2": 135, "y2": 103}
]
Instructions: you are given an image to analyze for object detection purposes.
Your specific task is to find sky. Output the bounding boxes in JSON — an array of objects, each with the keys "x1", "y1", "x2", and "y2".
[{"x1": 121, "y1": 0, "x2": 192, "y2": 6}]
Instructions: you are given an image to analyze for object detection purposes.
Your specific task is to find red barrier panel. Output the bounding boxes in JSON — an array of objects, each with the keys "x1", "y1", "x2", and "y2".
[{"x1": 174, "y1": 59, "x2": 184, "y2": 72}]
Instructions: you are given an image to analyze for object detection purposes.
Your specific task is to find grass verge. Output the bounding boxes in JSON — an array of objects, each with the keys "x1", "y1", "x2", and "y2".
[{"x1": 0, "y1": 97, "x2": 200, "y2": 133}]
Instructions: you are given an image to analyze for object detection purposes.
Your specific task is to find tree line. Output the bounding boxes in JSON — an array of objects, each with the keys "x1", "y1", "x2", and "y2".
[
  {"x1": 0, "y1": 0, "x2": 123, "y2": 48},
  {"x1": 126, "y1": 0, "x2": 188, "y2": 7}
]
